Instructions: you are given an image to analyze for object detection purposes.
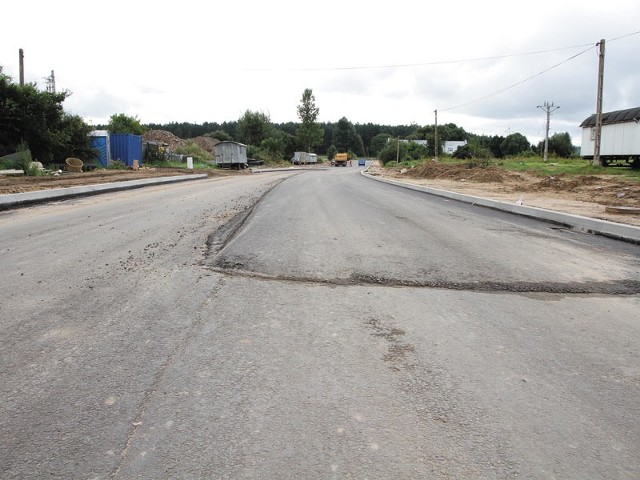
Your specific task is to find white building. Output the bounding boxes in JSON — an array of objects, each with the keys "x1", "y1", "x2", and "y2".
[{"x1": 443, "y1": 141, "x2": 467, "y2": 154}]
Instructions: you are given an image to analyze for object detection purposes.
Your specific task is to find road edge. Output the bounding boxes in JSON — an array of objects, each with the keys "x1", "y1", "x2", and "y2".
[
  {"x1": 0, "y1": 174, "x2": 209, "y2": 211},
  {"x1": 362, "y1": 169, "x2": 640, "y2": 244}
]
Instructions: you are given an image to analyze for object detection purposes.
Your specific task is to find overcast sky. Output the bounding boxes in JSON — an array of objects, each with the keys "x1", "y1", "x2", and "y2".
[{"x1": 2, "y1": 0, "x2": 638, "y2": 145}]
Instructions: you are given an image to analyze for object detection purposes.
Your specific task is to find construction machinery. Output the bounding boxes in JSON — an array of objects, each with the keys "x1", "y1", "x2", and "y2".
[{"x1": 333, "y1": 152, "x2": 348, "y2": 167}]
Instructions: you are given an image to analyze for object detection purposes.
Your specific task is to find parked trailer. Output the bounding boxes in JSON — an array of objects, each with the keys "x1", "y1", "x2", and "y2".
[
  {"x1": 291, "y1": 151, "x2": 310, "y2": 165},
  {"x1": 308, "y1": 153, "x2": 318, "y2": 164},
  {"x1": 214, "y1": 141, "x2": 248, "y2": 169},
  {"x1": 580, "y1": 106, "x2": 640, "y2": 168}
]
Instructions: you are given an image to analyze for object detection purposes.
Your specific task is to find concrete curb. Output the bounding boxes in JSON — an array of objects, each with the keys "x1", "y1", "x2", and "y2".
[
  {"x1": 0, "y1": 174, "x2": 209, "y2": 211},
  {"x1": 362, "y1": 170, "x2": 640, "y2": 244}
]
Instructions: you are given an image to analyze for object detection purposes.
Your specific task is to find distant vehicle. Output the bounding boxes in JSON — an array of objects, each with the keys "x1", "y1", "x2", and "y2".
[
  {"x1": 334, "y1": 153, "x2": 348, "y2": 167},
  {"x1": 291, "y1": 152, "x2": 317, "y2": 165},
  {"x1": 291, "y1": 151, "x2": 308, "y2": 165},
  {"x1": 580, "y1": 106, "x2": 640, "y2": 168},
  {"x1": 358, "y1": 158, "x2": 366, "y2": 166}
]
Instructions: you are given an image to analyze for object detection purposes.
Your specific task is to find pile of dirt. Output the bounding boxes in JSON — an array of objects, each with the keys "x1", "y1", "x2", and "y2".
[
  {"x1": 142, "y1": 130, "x2": 186, "y2": 151},
  {"x1": 404, "y1": 161, "x2": 521, "y2": 184},
  {"x1": 142, "y1": 131, "x2": 220, "y2": 154},
  {"x1": 380, "y1": 162, "x2": 640, "y2": 207},
  {"x1": 191, "y1": 136, "x2": 220, "y2": 153}
]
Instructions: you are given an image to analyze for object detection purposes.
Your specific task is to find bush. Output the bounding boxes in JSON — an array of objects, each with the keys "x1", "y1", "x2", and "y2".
[
  {"x1": 378, "y1": 140, "x2": 407, "y2": 165},
  {"x1": 466, "y1": 157, "x2": 492, "y2": 169},
  {"x1": 175, "y1": 140, "x2": 211, "y2": 162},
  {"x1": 107, "y1": 160, "x2": 128, "y2": 170}
]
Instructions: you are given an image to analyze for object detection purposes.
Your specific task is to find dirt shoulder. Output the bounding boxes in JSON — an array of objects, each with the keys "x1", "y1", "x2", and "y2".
[
  {"x1": 366, "y1": 162, "x2": 640, "y2": 227},
  {"x1": 0, "y1": 167, "x2": 247, "y2": 195}
]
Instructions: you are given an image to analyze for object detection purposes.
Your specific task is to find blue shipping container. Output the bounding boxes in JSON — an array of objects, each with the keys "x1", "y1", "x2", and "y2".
[{"x1": 110, "y1": 133, "x2": 142, "y2": 167}]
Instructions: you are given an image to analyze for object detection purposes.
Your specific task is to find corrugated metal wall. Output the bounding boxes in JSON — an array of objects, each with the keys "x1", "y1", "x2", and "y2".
[{"x1": 110, "y1": 134, "x2": 142, "y2": 167}]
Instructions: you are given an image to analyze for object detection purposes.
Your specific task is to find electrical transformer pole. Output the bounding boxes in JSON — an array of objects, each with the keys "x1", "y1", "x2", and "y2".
[{"x1": 537, "y1": 102, "x2": 560, "y2": 162}]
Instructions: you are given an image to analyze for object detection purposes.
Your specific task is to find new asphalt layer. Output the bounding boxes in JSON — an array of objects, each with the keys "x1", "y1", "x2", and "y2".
[{"x1": 1, "y1": 170, "x2": 638, "y2": 244}]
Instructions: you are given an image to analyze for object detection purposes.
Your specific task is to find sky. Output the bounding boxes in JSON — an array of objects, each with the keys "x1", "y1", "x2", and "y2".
[{"x1": 1, "y1": 0, "x2": 639, "y2": 146}]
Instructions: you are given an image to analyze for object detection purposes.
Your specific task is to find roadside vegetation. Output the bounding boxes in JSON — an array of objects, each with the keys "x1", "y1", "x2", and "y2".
[{"x1": 2, "y1": 71, "x2": 636, "y2": 177}]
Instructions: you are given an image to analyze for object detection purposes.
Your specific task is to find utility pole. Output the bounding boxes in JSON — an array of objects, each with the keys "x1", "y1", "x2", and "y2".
[
  {"x1": 434, "y1": 109, "x2": 439, "y2": 162},
  {"x1": 396, "y1": 136, "x2": 400, "y2": 166},
  {"x1": 537, "y1": 101, "x2": 560, "y2": 162},
  {"x1": 46, "y1": 70, "x2": 56, "y2": 93},
  {"x1": 593, "y1": 38, "x2": 605, "y2": 167},
  {"x1": 19, "y1": 48, "x2": 24, "y2": 86}
]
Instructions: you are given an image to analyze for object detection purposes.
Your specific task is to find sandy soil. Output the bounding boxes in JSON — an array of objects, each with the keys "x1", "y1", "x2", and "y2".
[{"x1": 366, "y1": 162, "x2": 640, "y2": 227}]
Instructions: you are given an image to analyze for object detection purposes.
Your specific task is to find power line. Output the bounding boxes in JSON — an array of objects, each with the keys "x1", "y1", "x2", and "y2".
[
  {"x1": 292, "y1": 43, "x2": 596, "y2": 72},
  {"x1": 237, "y1": 42, "x2": 596, "y2": 73},
  {"x1": 224, "y1": 29, "x2": 639, "y2": 73},
  {"x1": 439, "y1": 44, "x2": 596, "y2": 112},
  {"x1": 608, "y1": 29, "x2": 640, "y2": 42}
]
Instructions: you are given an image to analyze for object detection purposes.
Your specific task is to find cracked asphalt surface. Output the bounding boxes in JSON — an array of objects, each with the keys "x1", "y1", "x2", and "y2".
[{"x1": 1, "y1": 167, "x2": 639, "y2": 479}]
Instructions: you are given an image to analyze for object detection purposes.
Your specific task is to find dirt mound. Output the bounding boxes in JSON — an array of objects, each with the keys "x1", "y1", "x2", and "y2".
[
  {"x1": 142, "y1": 130, "x2": 186, "y2": 151},
  {"x1": 403, "y1": 161, "x2": 514, "y2": 183},
  {"x1": 534, "y1": 174, "x2": 602, "y2": 190},
  {"x1": 142, "y1": 131, "x2": 220, "y2": 154},
  {"x1": 191, "y1": 136, "x2": 219, "y2": 153}
]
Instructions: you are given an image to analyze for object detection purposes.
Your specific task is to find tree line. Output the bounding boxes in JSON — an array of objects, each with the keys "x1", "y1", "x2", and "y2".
[{"x1": 1, "y1": 75, "x2": 576, "y2": 169}]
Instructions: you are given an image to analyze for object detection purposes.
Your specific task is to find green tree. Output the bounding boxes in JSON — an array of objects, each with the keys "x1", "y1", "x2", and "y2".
[
  {"x1": 405, "y1": 141, "x2": 428, "y2": 160},
  {"x1": 378, "y1": 138, "x2": 407, "y2": 165},
  {"x1": 205, "y1": 130, "x2": 232, "y2": 142},
  {"x1": 296, "y1": 88, "x2": 324, "y2": 152},
  {"x1": 237, "y1": 110, "x2": 271, "y2": 146},
  {"x1": 370, "y1": 133, "x2": 392, "y2": 157},
  {"x1": 353, "y1": 134, "x2": 365, "y2": 157},
  {"x1": 260, "y1": 129, "x2": 287, "y2": 161},
  {"x1": 107, "y1": 113, "x2": 147, "y2": 135},
  {"x1": 501, "y1": 133, "x2": 530, "y2": 156},
  {"x1": 52, "y1": 113, "x2": 95, "y2": 161},
  {"x1": 538, "y1": 132, "x2": 573, "y2": 158},
  {"x1": 327, "y1": 145, "x2": 337, "y2": 161},
  {"x1": 333, "y1": 117, "x2": 359, "y2": 153},
  {"x1": 0, "y1": 74, "x2": 94, "y2": 163}
]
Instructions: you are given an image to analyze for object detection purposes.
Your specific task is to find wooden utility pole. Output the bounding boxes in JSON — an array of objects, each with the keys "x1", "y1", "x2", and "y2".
[
  {"x1": 537, "y1": 101, "x2": 560, "y2": 162},
  {"x1": 593, "y1": 39, "x2": 605, "y2": 166},
  {"x1": 434, "y1": 109, "x2": 439, "y2": 162},
  {"x1": 19, "y1": 48, "x2": 24, "y2": 86}
]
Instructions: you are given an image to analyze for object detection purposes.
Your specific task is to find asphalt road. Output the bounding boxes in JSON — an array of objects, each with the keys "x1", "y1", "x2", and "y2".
[{"x1": 1, "y1": 167, "x2": 639, "y2": 479}]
